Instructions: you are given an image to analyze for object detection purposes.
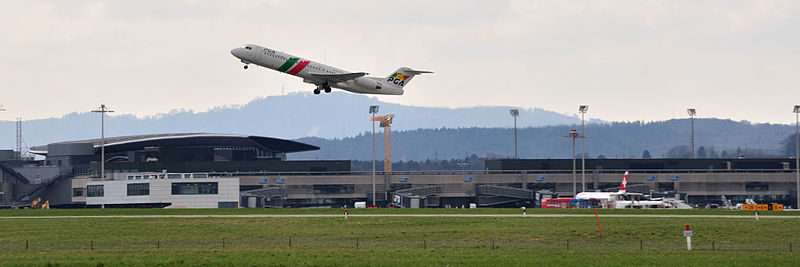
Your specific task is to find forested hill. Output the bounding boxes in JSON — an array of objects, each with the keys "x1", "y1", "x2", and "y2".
[
  {"x1": 291, "y1": 119, "x2": 797, "y2": 161},
  {"x1": 0, "y1": 92, "x2": 584, "y2": 149},
  {"x1": 1, "y1": 92, "x2": 795, "y2": 161}
]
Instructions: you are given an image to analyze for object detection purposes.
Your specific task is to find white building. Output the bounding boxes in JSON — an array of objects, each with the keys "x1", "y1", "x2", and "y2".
[{"x1": 85, "y1": 173, "x2": 239, "y2": 208}]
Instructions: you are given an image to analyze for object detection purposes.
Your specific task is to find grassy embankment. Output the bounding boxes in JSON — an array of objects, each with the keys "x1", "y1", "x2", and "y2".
[{"x1": 1, "y1": 209, "x2": 799, "y2": 265}]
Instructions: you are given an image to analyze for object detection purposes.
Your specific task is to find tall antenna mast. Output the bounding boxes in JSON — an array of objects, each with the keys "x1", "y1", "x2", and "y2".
[{"x1": 16, "y1": 118, "x2": 22, "y2": 160}]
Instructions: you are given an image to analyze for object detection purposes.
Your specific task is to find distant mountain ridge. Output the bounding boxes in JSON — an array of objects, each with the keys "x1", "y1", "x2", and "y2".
[
  {"x1": 0, "y1": 93, "x2": 794, "y2": 162},
  {"x1": 0, "y1": 92, "x2": 585, "y2": 150}
]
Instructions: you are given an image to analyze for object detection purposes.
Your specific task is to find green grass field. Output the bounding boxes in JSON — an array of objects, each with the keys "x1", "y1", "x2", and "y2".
[{"x1": 1, "y1": 209, "x2": 799, "y2": 266}]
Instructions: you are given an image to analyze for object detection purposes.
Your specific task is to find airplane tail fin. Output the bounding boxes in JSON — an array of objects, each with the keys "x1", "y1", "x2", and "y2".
[
  {"x1": 385, "y1": 67, "x2": 432, "y2": 88},
  {"x1": 617, "y1": 171, "x2": 629, "y2": 194}
]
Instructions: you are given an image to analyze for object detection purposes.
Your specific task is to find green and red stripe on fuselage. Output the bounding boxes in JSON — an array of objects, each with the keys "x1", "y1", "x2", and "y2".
[{"x1": 277, "y1": 57, "x2": 311, "y2": 75}]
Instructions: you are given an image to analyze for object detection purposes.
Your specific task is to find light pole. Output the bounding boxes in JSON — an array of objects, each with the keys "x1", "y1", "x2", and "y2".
[
  {"x1": 369, "y1": 105, "x2": 379, "y2": 207},
  {"x1": 510, "y1": 109, "x2": 519, "y2": 159},
  {"x1": 457, "y1": 161, "x2": 470, "y2": 170},
  {"x1": 92, "y1": 104, "x2": 114, "y2": 179},
  {"x1": 562, "y1": 129, "x2": 584, "y2": 196},
  {"x1": 794, "y1": 105, "x2": 799, "y2": 209},
  {"x1": 687, "y1": 108, "x2": 696, "y2": 159},
  {"x1": 579, "y1": 105, "x2": 588, "y2": 192}
]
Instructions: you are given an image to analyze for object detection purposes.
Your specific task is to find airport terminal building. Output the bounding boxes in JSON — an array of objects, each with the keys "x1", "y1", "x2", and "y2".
[
  {"x1": 1, "y1": 133, "x2": 798, "y2": 209},
  {"x1": 1, "y1": 133, "x2": 347, "y2": 208}
]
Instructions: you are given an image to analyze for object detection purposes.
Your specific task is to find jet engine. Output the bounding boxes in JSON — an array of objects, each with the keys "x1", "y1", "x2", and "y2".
[{"x1": 356, "y1": 78, "x2": 383, "y2": 90}]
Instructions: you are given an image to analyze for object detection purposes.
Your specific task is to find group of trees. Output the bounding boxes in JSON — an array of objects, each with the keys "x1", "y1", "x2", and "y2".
[
  {"x1": 655, "y1": 134, "x2": 798, "y2": 159},
  {"x1": 348, "y1": 134, "x2": 800, "y2": 170},
  {"x1": 781, "y1": 134, "x2": 799, "y2": 157},
  {"x1": 294, "y1": 121, "x2": 800, "y2": 162},
  {"x1": 656, "y1": 145, "x2": 773, "y2": 159},
  {"x1": 352, "y1": 154, "x2": 485, "y2": 171}
]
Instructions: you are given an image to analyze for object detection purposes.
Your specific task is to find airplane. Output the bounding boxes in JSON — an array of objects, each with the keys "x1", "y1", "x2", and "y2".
[
  {"x1": 231, "y1": 44, "x2": 432, "y2": 95},
  {"x1": 574, "y1": 171, "x2": 630, "y2": 201},
  {"x1": 574, "y1": 171, "x2": 680, "y2": 208}
]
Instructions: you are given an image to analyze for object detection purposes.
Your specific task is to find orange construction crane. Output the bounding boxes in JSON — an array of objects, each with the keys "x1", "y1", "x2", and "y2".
[{"x1": 371, "y1": 114, "x2": 394, "y2": 173}]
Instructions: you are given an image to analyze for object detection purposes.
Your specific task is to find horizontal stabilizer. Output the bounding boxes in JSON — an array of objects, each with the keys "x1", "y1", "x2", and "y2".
[
  {"x1": 405, "y1": 69, "x2": 433, "y2": 75},
  {"x1": 310, "y1": 72, "x2": 367, "y2": 83}
]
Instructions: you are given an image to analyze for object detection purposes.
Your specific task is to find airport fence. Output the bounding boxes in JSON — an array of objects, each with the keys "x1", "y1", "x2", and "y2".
[{"x1": 0, "y1": 237, "x2": 796, "y2": 252}]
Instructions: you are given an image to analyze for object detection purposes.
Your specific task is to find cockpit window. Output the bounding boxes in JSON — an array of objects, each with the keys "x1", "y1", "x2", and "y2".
[{"x1": 245, "y1": 46, "x2": 252, "y2": 50}]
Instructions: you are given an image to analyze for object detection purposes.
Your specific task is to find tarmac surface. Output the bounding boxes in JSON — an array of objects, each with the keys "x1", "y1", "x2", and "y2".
[{"x1": 1, "y1": 214, "x2": 799, "y2": 219}]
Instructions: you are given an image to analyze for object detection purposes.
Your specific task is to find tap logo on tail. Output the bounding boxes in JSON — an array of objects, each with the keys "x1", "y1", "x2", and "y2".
[{"x1": 387, "y1": 72, "x2": 410, "y2": 86}]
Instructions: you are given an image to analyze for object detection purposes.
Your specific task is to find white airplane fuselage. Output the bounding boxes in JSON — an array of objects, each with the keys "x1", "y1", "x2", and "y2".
[
  {"x1": 574, "y1": 171, "x2": 671, "y2": 208},
  {"x1": 575, "y1": 192, "x2": 624, "y2": 201},
  {"x1": 614, "y1": 200, "x2": 674, "y2": 209},
  {"x1": 231, "y1": 44, "x2": 429, "y2": 95},
  {"x1": 575, "y1": 171, "x2": 629, "y2": 201}
]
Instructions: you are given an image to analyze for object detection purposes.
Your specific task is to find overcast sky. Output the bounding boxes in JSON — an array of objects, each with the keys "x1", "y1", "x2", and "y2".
[{"x1": 1, "y1": 0, "x2": 799, "y2": 125}]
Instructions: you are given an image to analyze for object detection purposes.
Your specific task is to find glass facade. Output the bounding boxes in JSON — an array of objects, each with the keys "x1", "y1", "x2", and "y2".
[
  {"x1": 87, "y1": 185, "x2": 104, "y2": 197},
  {"x1": 127, "y1": 183, "x2": 150, "y2": 196},
  {"x1": 313, "y1": 184, "x2": 355, "y2": 194},
  {"x1": 171, "y1": 182, "x2": 218, "y2": 195},
  {"x1": 745, "y1": 182, "x2": 769, "y2": 191}
]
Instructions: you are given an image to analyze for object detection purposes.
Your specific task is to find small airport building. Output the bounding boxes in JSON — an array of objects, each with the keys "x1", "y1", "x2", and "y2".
[
  {"x1": 85, "y1": 173, "x2": 240, "y2": 208},
  {"x1": 1, "y1": 133, "x2": 798, "y2": 209}
]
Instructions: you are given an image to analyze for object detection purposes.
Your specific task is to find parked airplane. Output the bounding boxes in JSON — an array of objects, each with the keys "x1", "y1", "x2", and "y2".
[
  {"x1": 574, "y1": 171, "x2": 683, "y2": 208},
  {"x1": 575, "y1": 171, "x2": 630, "y2": 201},
  {"x1": 231, "y1": 44, "x2": 432, "y2": 95}
]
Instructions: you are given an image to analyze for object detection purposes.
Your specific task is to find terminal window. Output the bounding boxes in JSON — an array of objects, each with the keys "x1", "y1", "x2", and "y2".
[
  {"x1": 171, "y1": 182, "x2": 219, "y2": 195},
  {"x1": 745, "y1": 182, "x2": 769, "y2": 191},
  {"x1": 658, "y1": 182, "x2": 675, "y2": 192},
  {"x1": 313, "y1": 184, "x2": 355, "y2": 194},
  {"x1": 87, "y1": 185, "x2": 104, "y2": 197},
  {"x1": 73, "y1": 188, "x2": 83, "y2": 197},
  {"x1": 127, "y1": 183, "x2": 150, "y2": 196}
]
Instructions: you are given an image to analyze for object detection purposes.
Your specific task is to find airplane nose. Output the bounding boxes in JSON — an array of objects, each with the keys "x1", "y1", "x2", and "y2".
[{"x1": 230, "y1": 48, "x2": 241, "y2": 58}]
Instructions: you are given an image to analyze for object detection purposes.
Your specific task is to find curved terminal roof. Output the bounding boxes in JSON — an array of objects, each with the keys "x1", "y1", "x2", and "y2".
[{"x1": 28, "y1": 133, "x2": 319, "y2": 156}]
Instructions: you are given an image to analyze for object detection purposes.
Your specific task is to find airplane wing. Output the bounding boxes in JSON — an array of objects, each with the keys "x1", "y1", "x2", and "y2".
[{"x1": 309, "y1": 72, "x2": 367, "y2": 83}]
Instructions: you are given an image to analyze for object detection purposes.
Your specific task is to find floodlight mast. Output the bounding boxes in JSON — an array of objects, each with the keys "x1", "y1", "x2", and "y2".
[
  {"x1": 510, "y1": 109, "x2": 519, "y2": 159},
  {"x1": 369, "y1": 105, "x2": 379, "y2": 207},
  {"x1": 92, "y1": 104, "x2": 114, "y2": 179},
  {"x1": 687, "y1": 108, "x2": 696, "y2": 159},
  {"x1": 794, "y1": 105, "x2": 799, "y2": 209},
  {"x1": 562, "y1": 129, "x2": 585, "y2": 196},
  {"x1": 579, "y1": 105, "x2": 588, "y2": 192}
]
